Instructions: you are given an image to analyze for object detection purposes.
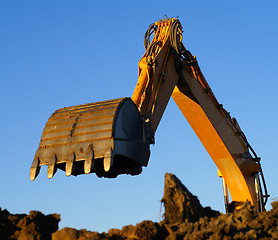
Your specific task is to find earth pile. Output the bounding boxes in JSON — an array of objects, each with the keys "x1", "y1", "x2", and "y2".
[
  {"x1": 0, "y1": 208, "x2": 60, "y2": 240},
  {"x1": 161, "y1": 173, "x2": 220, "y2": 224},
  {"x1": 1, "y1": 173, "x2": 278, "y2": 239}
]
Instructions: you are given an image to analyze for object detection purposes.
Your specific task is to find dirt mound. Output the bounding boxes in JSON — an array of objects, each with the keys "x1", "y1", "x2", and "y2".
[
  {"x1": 0, "y1": 208, "x2": 60, "y2": 240},
  {"x1": 52, "y1": 221, "x2": 169, "y2": 240},
  {"x1": 161, "y1": 173, "x2": 220, "y2": 224},
  {"x1": 165, "y1": 201, "x2": 278, "y2": 239},
  {"x1": 52, "y1": 173, "x2": 278, "y2": 240},
  {"x1": 2, "y1": 173, "x2": 278, "y2": 239}
]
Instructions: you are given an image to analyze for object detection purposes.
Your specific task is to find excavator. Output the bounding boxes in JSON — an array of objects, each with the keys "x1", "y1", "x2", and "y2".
[{"x1": 30, "y1": 18, "x2": 269, "y2": 213}]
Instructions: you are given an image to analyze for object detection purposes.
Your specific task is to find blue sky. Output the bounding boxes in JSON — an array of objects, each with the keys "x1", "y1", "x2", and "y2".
[{"x1": 1, "y1": 0, "x2": 278, "y2": 233}]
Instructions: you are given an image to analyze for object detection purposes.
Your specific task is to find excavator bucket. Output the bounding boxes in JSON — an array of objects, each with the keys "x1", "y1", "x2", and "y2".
[{"x1": 30, "y1": 98, "x2": 150, "y2": 180}]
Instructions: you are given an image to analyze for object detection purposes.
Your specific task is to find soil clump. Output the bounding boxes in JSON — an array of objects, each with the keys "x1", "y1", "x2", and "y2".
[
  {"x1": 1, "y1": 173, "x2": 278, "y2": 239},
  {"x1": 161, "y1": 173, "x2": 220, "y2": 224},
  {"x1": 0, "y1": 208, "x2": 60, "y2": 240}
]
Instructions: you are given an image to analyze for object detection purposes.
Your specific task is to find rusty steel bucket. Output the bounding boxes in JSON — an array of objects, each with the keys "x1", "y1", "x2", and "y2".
[{"x1": 30, "y1": 98, "x2": 150, "y2": 180}]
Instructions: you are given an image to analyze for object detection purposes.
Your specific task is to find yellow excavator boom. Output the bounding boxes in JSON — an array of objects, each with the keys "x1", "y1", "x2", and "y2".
[{"x1": 31, "y1": 18, "x2": 268, "y2": 212}]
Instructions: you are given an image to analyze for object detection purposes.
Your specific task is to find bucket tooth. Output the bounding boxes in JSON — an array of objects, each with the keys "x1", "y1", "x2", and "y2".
[
  {"x1": 30, "y1": 157, "x2": 41, "y2": 181},
  {"x1": 47, "y1": 156, "x2": 57, "y2": 179},
  {"x1": 103, "y1": 150, "x2": 113, "y2": 172},
  {"x1": 84, "y1": 150, "x2": 94, "y2": 174},
  {"x1": 66, "y1": 154, "x2": 75, "y2": 177},
  {"x1": 84, "y1": 159, "x2": 95, "y2": 174}
]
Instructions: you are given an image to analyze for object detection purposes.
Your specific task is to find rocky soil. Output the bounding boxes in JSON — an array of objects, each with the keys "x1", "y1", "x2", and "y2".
[
  {"x1": 0, "y1": 209, "x2": 60, "y2": 240},
  {"x1": 1, "y1": 173, "x2": 277, "y2": 239}
]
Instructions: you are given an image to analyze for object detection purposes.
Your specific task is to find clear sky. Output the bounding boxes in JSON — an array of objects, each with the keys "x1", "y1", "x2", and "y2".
[{"x1": 1, "y1": 0, "x2": 277, "y2": 233}]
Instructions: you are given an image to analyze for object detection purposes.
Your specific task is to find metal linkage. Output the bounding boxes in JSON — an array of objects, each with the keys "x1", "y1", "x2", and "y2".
[{"x1": 217, "y1": 170, "x2": 229, "y2": 213}]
